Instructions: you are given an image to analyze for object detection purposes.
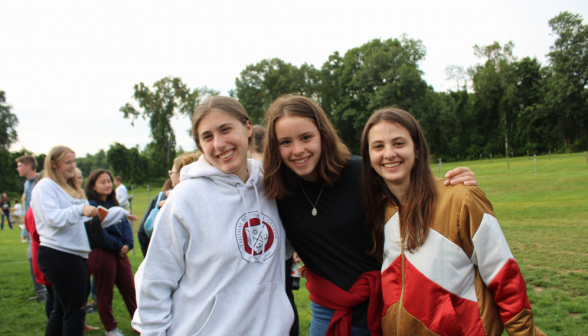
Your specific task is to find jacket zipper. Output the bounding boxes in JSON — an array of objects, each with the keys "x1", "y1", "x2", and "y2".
[{"x1": 397, "y1": 227, "x2": 405, "y2": 336}]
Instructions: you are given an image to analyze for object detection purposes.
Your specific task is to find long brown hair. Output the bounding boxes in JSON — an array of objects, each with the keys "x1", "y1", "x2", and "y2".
[
  {"x1": 263, "y1": 95, "x2": 351, "y2": 200},
  {"x1": 361, "y1": 108, "x2": 437, "y2": 260},
  {"x1": 44, "y1": 146, "x2": 85, "y2": 199},
  {"x1": 84, "y1": 169, "x2": 119, "y2": 206}
]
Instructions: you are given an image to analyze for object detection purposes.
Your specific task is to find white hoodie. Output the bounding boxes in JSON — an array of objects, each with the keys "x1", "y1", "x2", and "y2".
[
  {"x1": 31, "y1": 178, "x2": 131, "y2": 258},
  {"x1": 132, "y1": 156, "x2": 294, "y2": 336}
]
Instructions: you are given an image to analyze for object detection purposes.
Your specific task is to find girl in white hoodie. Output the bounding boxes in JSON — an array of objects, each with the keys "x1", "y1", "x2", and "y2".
[
  {"x1": 32, "y1": 146, "x2": 134, "y2": 336},
  {"x1": 133, "y1": 97, "x2": 294, "y2": 336}
]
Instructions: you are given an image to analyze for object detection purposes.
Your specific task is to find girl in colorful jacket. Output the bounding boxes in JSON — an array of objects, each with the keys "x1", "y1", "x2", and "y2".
[{"x1": 360, "y1": 108, "x2": 544, "y2": 336}]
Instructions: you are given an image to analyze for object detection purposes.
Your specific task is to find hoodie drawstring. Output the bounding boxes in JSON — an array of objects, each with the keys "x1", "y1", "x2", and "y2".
[
  {"x1": 251, "y1": 180, "x2": 266, "y2": 262},
  {"x1": 237, "y1": 181, "x2": 266, "y2": 263}
]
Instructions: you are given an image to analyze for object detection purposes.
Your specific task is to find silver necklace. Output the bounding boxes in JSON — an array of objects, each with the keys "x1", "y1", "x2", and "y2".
[{"x1": 297, "y1": 178, "x2": 325, "y2": 216}]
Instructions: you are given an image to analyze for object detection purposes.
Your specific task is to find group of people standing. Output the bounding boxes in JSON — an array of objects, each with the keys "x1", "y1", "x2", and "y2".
[
  {"x1": 131, "y1": 95, "x2": 544, "y2": 336},
  {"x1": 19, "y1": 93, "x2": 544, "y2": 336}
]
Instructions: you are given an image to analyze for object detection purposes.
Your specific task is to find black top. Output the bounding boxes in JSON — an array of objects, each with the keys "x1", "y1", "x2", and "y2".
[{"x1": 277, "y1": 156, "x2": 381, "y2": 327}]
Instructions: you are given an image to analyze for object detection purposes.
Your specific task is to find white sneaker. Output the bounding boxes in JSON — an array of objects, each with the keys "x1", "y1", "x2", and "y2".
[{"x1": 105, "y1": 328, "x2": 125, "y2": 336}]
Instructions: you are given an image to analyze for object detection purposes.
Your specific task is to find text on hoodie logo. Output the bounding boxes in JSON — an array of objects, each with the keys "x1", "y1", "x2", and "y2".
[{"x1": 235, "y1": 211, "x2": 278, "y2": 263}]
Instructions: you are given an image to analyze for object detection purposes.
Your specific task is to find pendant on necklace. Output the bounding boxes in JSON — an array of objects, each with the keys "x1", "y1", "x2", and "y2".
[{"x1": 312, "y1": 208, "x2": 317, "y2": 216}]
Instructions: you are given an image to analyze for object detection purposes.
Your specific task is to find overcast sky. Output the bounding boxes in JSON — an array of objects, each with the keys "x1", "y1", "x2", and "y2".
[{"x1": 2, "y1": 0, "x2": 587, "y2": 157}]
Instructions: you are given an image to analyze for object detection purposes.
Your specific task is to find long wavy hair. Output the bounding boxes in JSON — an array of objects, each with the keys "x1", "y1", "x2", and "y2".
[
  {"x1": 44, "y1": 146, "x2": 85, "y2": 199},
  {"x1": 84, "y1": 169, "x2": 119, "y2": 206},
  {"x1": 361, "y1": 108, "x2": 437, "y2": 259},
  {"x1": 263, "y1": 95, "x2": 351, "y2": 200}
]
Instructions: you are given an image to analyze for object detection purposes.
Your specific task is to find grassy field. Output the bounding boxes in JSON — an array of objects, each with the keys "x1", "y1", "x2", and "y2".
[{"x1": 0, "y1": 152, "x2": 586, "y2": 335}]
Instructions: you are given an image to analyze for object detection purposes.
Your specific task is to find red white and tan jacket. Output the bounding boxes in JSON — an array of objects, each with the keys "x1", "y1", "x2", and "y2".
[{"x1": 381, "y1": 179, "x2": 545, "y2": 336}]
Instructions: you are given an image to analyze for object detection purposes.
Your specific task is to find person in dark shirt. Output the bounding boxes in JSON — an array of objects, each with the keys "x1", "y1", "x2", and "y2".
[
  {"x1": 137, "y1": 153, "x2": 200, "y2": 257},
  {"x1": 262, "y1": 95, "x2": 478, "y2": 335},
  {"x1": 84, "y1": 169, "x2": 138, "y2": 336}
]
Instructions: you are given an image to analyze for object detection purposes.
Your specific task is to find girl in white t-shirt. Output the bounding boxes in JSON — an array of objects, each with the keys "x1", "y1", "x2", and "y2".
[{"x1": 12, "y1": 200, "x2": 23, "y2": 223}]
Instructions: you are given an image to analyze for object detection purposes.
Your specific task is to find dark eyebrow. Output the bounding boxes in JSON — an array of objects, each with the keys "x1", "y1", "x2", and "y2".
[
  {"x1": 199, "y1": 122, "x2": 234, "y2": 138},
  {"x1": 370, "y1": 136, "x2": 408, "y2": 144},
  {"x1": 278, "y1": 130, "x2": 314, "y2": 142}
]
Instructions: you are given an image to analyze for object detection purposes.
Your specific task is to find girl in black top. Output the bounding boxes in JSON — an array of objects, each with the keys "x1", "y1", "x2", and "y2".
[{"x1": 262, "y1": 95, "x2": 478, "y2": 335}]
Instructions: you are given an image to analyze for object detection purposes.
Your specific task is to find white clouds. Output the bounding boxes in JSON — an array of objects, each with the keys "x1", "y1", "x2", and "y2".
[{"x1": 2, "y1": 0, "x2": 587, "y2": 155}]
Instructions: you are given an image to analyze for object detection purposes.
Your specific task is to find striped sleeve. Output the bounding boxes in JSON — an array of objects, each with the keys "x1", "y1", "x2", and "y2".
[{"x1": 460, "y1": 188, "x2": 544, "y2": 335}]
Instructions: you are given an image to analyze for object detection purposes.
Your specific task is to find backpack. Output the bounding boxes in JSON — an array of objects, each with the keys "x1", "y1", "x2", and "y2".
[{"x1": 144, "y1": 192, "x2": 164, "y2": 238}]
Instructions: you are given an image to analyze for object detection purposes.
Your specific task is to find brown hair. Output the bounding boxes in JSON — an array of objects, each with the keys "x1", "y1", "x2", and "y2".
[
  {"x1": 361, "y1": 108, "x2": 437, "y2": 259},
  {"x1": 161, "y1": 179, "x2": 173, "y2": 191},
  {"x1": 44, "y1": 146, "x2": 85, "y2": 199},
  {"x1": 191, "y1": 96, "x2": 251, "y2": 152},
  {"x1": 84, "y1": 169, "x2": 119, "y2": 206},
  {"x1": 114, "y1": 176, "x2": 122, "y2": 183},
  {"x1": 0, "y1": 193, "x2": 8, "y2": 202},
  {"x1": 251, "y1": 125, "x2": 267, "y2": 154},
  {"x1": 263, "y1": 95, "x2": 351, "y2": 200},
  {"x1": 172, "y1": 151, "x2": 202, "y2": 172},
  {"x1": 15, "y1": 155, "x2": 37, "y2": 172}
]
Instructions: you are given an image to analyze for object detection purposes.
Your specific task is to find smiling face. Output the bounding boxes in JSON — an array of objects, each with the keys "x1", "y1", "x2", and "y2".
[
  {"x1": 368, "y1": 121, "x2": 416, "y2": 194},
  {"x1": 52, "y1": 152, "x2": 77, "y2": 180},
  {"x1": 198, "y1": 109, "x2": 252, "y2": 182},
  {"x1": 75, "y1": 170, "x2": 83, "y2": 187},
  {"x1": 92, "y1": 172, "x2": 113, "y2": 198},
  {"x1": 274, "y1": 115, "x2": 322, "y2": 182}
]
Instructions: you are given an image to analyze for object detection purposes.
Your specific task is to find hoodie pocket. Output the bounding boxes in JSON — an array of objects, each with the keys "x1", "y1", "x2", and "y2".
[{"x1": 192, "y1": 282, "x2": 294, "y2": 336}]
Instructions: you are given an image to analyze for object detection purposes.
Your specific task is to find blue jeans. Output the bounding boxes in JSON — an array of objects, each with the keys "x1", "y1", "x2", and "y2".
[
  {"x1": 1, "y1": 211, "x2": 13, "y2": 229},
  {"x1": 309, "y1": 301, "x2": 371, "y2": 336}
]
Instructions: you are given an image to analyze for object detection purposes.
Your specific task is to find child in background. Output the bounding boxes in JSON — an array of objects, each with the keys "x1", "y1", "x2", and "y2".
[{"x1": 12, "y1": 199, "x2": 23, "y2": 223}]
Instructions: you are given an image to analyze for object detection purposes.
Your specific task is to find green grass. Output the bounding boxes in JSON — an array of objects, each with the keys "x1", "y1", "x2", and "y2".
[{"x1": 1, "y1": 153, "x2": 587, "y2": 335}]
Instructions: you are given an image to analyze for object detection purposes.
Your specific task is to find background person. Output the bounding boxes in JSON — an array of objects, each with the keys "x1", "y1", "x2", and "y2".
[
  {"x1": 114, "y1": 177, "x2": 128, "y2": 210},
  {"x1": 11, "y1": 199, "x2": 23, "y2": 223},
  {"x1": 32, "y1": 146, "x2": 97, "y2": 336},
  {"x1": 75, "y1": 168, "x2": 83, "y2": 187},
  {"x1": 16, "y1": 154, "x2": 48, "y2": 302},
  {"x1": 160, "y1": 178, "x2": 172, "y2": 192},
  {"x1": 361, "y1": 108, "x2": 544, "y2": 335},
  {"x1": 85, "y1": 169, "x2": 138, "y2": 336},
  {"x1": 32, "y1": 146, "x2": 130, "y2": 336},
  {"x1": 1, "y1": 193, "x2": 13, "y2": 229},
  {"x1": 249, "y1": 125, "x2": 266, "y2": 162},
  {"x1": 136, "y1": 151, "x2": 201, "y2": 257},
  {"x1": 24, "y1": 171, "x2": 100, "y2": 332}
]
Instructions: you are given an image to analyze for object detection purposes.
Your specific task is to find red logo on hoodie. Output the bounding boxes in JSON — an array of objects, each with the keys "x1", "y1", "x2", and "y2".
[{"x1": 235, "y1": 212, "x2": 278, "y2": 263}]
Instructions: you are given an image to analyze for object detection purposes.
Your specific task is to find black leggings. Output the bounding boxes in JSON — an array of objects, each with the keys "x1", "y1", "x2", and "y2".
[{"x1": 38, "y1": 246, "x2": 87, "y2": 336}]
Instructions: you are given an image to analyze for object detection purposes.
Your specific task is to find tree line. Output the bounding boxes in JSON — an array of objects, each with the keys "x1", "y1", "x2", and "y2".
[{"x1": 1, "y1": 11, "x2": 586, "y2": 193}]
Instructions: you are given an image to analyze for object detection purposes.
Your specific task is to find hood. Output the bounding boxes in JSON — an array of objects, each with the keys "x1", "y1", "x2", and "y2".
[{"x1": 180, "y1": 155, "x2": 262, "y2": 188}]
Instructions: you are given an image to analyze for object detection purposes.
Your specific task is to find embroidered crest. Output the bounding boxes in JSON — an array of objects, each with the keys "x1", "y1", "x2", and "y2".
[{"x1": 235, "y1": 211, "x2": 278, "y2": 263}]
